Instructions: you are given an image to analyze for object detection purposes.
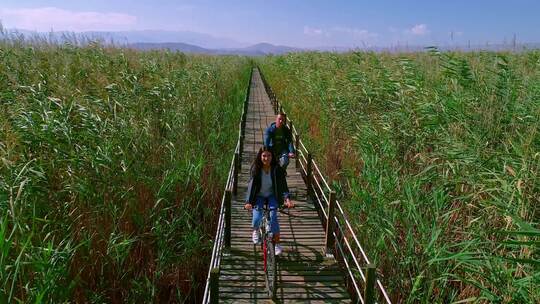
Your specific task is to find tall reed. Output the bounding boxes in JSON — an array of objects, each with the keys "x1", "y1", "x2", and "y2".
[
  {"x1": 260, "y1": 50, "x2": 539, "y2": 303},
  {"x1": 0, "y1": 39, "x2": 250, "y2": 303}
]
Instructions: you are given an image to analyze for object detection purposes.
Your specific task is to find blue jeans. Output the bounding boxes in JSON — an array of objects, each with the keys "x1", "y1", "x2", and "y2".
[
  {"x1": 252, "y1": 195, "x2": 280, "y2": 234},
  {"x1": 278, "y1": 151, "x2": 289, "y2": 170}
]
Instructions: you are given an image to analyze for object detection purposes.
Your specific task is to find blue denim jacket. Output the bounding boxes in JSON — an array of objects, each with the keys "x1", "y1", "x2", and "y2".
[{"x1": 264, "y1": 122, "x2": 295, "y2": 154}]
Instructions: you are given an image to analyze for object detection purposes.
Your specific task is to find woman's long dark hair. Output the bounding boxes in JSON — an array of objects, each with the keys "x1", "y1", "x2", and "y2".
[{"x1": 251, "y1": 146, "x2": 277, "y2": 177}]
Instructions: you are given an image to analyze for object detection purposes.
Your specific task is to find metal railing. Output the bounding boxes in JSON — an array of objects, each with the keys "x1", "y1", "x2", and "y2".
[
  {"x1": 202, "y1": 68, "x2": 252, "y2": 304},
  {"x1": 259, "y1": 68, "x2": 392, "y2": 304}
]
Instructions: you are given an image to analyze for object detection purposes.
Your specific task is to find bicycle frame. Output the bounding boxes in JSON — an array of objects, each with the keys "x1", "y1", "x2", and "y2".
[{"x1": 259, "y1": 202, "x2": 277, "y2": 298}]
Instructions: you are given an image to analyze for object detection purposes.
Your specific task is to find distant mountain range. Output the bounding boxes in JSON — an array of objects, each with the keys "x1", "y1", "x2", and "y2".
[
  {"x1": 0, "y1": 29, "x2": 301, "y2": 55},
  {"x1": 0, "y1": 29, "x2": 248, "y2": 49},
  {"x1": 130, "y1": 42, "x2": 302, "y2": 56},
  {"x1": 1, "y1": 29, "x2": 539, "y2": 55},
  {"x1": 85, "y1": 30, "x2": 249, "y2": 49}
]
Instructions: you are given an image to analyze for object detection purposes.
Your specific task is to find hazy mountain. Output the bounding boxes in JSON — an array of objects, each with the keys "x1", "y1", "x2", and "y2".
[
  {"x1": 0, "y1": 29, "x2": 249, "y2": 49},
  {"x1": 2, "y1": 28, "x2": 538, "y2": 54},
  {"x1": 129, "y1": 42, "x2": 303, "y2": 56},
  {"x1": 0, "y1": 28, "x2": 302, "y2": 55},
  {"x1": 130, "y1": 42, "x2": 213, "y2": 53},
  {"x1": 240, "y1": 43, "x2": 302, "y2": 54},
  {"x1": 93, "y1": 30, "x2": 249, "y2": 49}
]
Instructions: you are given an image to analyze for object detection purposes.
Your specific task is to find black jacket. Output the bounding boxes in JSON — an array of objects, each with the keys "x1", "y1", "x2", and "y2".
[{"x1": 245, "y1": 165, "x2": 290, "y2": 207}]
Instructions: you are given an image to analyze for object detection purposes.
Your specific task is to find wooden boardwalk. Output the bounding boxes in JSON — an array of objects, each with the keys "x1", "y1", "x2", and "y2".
[{"x1": 218, "y1": 69, "x2": 352, "y2": 303}]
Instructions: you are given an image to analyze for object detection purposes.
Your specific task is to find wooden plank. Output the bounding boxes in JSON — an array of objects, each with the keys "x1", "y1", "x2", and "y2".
[
  {"x1": 223, "y1": 251, "x2": 327, "y2": 257},
  {"x1": 220, "y1": 274, "x2": 345, "y2": 282},
  {"x1": 220, "y1": 265, "x2": 341, "y2": 272},
  {"x1": 231, "y1": 243, "x2": 325, "y2": 250},
  {"x1": 231, "y1": 230, "x2": 326, "y2": 236},
  {"x1": 231, "y1": 230, "x2": 325, "y2": 235},
  {"x1": 231, "y1": 233, "x2": 325, "y2": 238},
  {"x1": 231, "y1": 224, "x2": 323, "y2": 228},
  {"x1": 232, "y1": 234, "x2": 326, "y2": 239},
  {"x1": 231, "y1": 217, "x2": 322, "y2": 222},
  {"x1": 221, "y1": 292, "x2": 350, "y2": 300},
  {"x1": 230, "y1": 216, "x2": 321, "y2": 220},
  {"x1": 231, "y1": 216, "x2": 321, "y2": 220},
  {"x1": 231, "y1": 240, "x2": 325, "y2": 245},
  {"x1": 230, "y1": 242, "x2": 325, "y2": 247},
  {"x1": 220, "y1": 300, "x2": 351, "y2": 304},
  {"x1": 220, "y1": 286, "x2": 347, "y2": 294},
  {"x1": 231, "y1": 224, "x2": 324, "y2": 229},
  {"x1": 220, "y1": 281, "x2": 345, "y2": 288},
  {"x1": 220, "y1": 259, "x2": 338, "y2": 268},
  {"x1": 231, "y1": 228, "x2": 324, "y2": 233},
  {"x1": 232, "y1": 233, "x2": 324, "y2": 241},
  {"x1": 231, "y1": 221, "x2": 324, "y2": 229},
  {"x1": 220, "y1": 269, "x2": 343, "y2": 276}
]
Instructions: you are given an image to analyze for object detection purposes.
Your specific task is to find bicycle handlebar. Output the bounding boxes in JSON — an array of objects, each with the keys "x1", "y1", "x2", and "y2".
[{"x1": 243, "y1": 202, "x2": 295, "y2": 210}]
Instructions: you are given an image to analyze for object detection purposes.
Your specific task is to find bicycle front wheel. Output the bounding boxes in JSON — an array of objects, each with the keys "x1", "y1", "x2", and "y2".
[{"x1": 264, "y1": 238, "x2": 277, "y2": 298}]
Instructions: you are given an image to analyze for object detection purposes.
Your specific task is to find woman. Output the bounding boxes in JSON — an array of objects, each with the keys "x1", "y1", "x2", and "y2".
[{"x1": 244, "y1": 146, "x2": 294, "y2": 255}]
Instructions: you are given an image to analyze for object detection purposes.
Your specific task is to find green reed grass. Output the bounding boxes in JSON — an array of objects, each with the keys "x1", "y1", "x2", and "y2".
[
  {"x1": 260, "y1": 49, "x2": 539, "y2": 303},
  {"x1": 0, "y1": 38, "x2": 250, "y2": 303}
]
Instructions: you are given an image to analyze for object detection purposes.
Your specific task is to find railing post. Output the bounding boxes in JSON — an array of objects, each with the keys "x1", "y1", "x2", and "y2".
[
  {"x1": 224, "y1": 189, "x2": 232, "y2": 248},
  {"x1": 306, "y1": 153, "x2": 313, "y2": 190},
  {"x1": 244, "y1": 84, "x2": 249, "y2": 109},
  {"x1": 210, "y1": 267, "x2": 220, "y2": 304},
  {"x1": 233, "y1": 152, "x2": 240, "y2": 195},
  {"x1": 364, "y1": 264, "x2": 376, "y2": 304},
  {"x1": 243, "y1": 112, "x2": 247, "y2": 134},
  {"x1": 324, "y1": 190, "x2": 336, "y2": 256},
  {"x1": 240, "y1": 130, "x2": 245, "y2": 161},
  {"x1": 295, "y1": 134, "x2": 300, "y2": 169},
  {"x1": 288, "y1": 120, "x2": 294, "y2": 153}
]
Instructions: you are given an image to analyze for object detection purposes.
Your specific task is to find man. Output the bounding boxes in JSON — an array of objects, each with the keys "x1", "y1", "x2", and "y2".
[{"x1": 264, "y1": 113, "x2": 295, "y2": 171}]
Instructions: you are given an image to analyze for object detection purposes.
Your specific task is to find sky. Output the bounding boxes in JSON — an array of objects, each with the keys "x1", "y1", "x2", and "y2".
[{"x1": 0, "y1": 0, "x2": 539, "y2": 48}]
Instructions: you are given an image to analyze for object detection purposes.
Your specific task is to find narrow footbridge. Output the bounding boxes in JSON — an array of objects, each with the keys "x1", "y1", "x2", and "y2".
[{"x1": 202, "y1": 68, "x2": 392, "y2": 303}]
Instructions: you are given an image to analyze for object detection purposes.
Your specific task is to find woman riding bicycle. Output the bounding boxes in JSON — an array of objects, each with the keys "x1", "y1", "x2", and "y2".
[{"x1": 244, "y1": 146, "x2": 294, "y2": 255}]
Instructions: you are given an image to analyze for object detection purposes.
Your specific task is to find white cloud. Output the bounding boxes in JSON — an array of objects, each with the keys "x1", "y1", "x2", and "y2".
[
  {"x1": 409, "y1": 24, "x2": 429, "y2": 36},
  {"x1": 303, "y1": 26, "x2": 323, "y2": 36},
  {"x1": 303, "y1": 25, "x2": 377, "y2": 40},
  {"x1": 0, "y1": 7, "x2": 137, "y2": 32},
  {"x1": 332, "y1": 26, "x2": 378, "y2": 39}
]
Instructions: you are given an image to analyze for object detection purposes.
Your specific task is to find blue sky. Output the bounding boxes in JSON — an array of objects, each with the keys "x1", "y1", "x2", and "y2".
[{"x1": 0, "y1": 0, "x2": 538, "y2": 47}]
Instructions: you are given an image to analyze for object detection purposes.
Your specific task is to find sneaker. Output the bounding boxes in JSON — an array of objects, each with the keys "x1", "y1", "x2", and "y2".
[
  {"x1": 252, "y1": 230, "x2": 261, "y2": 245},
  {"x1": 275, "y1": 244, "x2": 283, "y2": 256}
]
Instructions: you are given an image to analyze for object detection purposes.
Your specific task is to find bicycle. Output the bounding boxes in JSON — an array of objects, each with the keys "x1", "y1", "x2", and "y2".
[
  {"x1": 259, "y1": 201, "x2": 277, "y2": 299},
  {"x1": 245, "y1": 195, "x2": 294, "y2": 299},
  {"x1": 256, "y1": 200, "x2": 294, "y2": 299}
]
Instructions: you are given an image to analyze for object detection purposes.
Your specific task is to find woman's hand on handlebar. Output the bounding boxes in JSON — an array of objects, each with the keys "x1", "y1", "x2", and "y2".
[
  {"x1": 284, "y1": 198, "x2": 294, "y2": 209},
  {"x1": 244, "y1": 203, "x2": 252, "y2": 210}
]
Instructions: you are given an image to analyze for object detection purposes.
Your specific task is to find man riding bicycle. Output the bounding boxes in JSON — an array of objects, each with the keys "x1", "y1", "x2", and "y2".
[{"x1": 264, "y1": 112, "x2": 295, "y2": 171}]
